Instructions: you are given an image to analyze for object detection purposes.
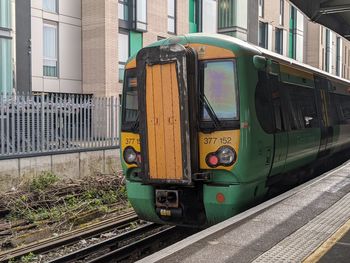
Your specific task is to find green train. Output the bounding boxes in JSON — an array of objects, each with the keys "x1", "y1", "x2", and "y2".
[{"x1": 120, "y1": 34, "x2": 350, "y2": 226}]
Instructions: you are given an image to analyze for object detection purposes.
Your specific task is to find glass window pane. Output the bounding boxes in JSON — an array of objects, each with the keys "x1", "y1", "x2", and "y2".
[
  {"x1": 0, "y1": 38, "x2": 13, "y2": 94},
  {"x1": 258, "y1": 0, "x2": 264, "y2": 17},
  {"x1": 168, "y1": 18, "x2": 175, "y2": 33},
  {"x1": 43, "y1": 22, "x2": 58, "y2": 77},
  {"x1": 137, "y1": 0, "x2": 147, "y2": 23},
  {"x1": 218, "y1": 0, "x2": 235, "y2": 29},
  {"x1": 259, "y1": 22, "x2": 267, "y2": 48},
  {"x1": 118, "y1": 32, "x2": 129, "y2": 63},
  {"x1": 202, "y1": 61, "x2": 238, "y2": 120},
  {"x1": 119, "y1": 32, "x2": 129, "y2": 81},
  {"x1": 43, "y1": 0, "x2": 57, "y2": 13},
  {"x1": 118, "y1": 1, "x2": 128, "y2": 21},
  {"x1": 0, "y1": 0, "x2": 11, "y2": 28},
  {"x1": 168, "y1": 0, "x2": 175, "y2": 16}
]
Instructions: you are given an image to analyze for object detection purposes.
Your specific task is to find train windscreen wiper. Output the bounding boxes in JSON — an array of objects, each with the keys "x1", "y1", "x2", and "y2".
[{"x1": 199, "y1": 92, "x2": 222, "y2": 129}]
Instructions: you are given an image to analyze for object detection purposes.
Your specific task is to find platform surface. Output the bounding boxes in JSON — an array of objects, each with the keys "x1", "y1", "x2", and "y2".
[{"x1": 139, "y1": 161, "x2": 350, "y2": 263}]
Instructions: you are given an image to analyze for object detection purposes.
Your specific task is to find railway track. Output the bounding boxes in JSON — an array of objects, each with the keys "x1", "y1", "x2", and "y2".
[
  {"x1": 0, "y1": 211, "x2": 138, "y2": 262},
  {"x1": 50, "y1": 224, "x2": 196, "y2": 263}
]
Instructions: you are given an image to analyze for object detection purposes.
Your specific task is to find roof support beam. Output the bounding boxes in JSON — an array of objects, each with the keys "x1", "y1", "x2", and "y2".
[{"x1": 319, "y1": 4, "x2": 350, "y2": 15}]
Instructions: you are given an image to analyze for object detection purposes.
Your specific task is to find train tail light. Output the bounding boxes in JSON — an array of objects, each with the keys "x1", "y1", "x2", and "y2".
[{"x1": 206, "y1": 146, "x2": 236, "y2": 168}]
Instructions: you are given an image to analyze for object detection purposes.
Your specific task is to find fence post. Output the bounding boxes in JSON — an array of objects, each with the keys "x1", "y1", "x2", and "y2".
[
  {"x1": 40, "y1": 94, "x2": 44, "y2": 152},
  {"x1": 0, "y1": 93, "x2": 4, "y2": 155}
]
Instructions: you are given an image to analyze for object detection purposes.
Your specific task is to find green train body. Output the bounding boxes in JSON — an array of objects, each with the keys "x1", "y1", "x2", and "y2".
[{"x1": 120, "y1": 34, "x2": 350, "y2": 226}]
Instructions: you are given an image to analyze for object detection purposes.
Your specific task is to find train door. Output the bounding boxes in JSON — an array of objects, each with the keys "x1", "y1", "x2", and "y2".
[
  {"x1": 267, "y1": 62, "x2": 288, "y2": 177},
  {"x1": 136, "y1": 44, "x2": 195, "y2": 184},
  {"x1": 314, "y1": 75, "x2": 334, "y2": 157}
]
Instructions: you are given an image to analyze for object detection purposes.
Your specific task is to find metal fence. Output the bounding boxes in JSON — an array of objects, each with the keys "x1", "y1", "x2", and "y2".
[{"x1": 0, "y1": 94, "x2": 120, "y2": 159}]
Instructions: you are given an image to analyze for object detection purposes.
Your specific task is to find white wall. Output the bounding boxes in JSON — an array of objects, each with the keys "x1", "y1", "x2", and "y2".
[{"x1": 31, "y1": 0, "x2": 82, "y2": 94}]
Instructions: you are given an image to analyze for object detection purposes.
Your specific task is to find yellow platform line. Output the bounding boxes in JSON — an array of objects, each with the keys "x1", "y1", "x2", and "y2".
[{"x1": 303, "y1": 218, "x2": 350, "y2": 263}]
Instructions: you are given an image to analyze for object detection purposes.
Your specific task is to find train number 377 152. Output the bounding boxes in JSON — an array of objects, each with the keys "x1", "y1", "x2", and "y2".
[{"x1": 203, "y1": 137, "x2": 232, "y2": 145}]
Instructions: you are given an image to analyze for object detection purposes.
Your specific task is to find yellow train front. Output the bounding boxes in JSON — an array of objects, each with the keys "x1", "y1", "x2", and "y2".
[
  {"x1": 120, "y1": 34, "x2": 350, "y2": 227},
  {"x1": 120, "y1": 34, "x2": 265, "y2": 227}
]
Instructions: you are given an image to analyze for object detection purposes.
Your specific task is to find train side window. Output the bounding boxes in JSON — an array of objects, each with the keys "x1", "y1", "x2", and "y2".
[
  {"x1": 285, "y1": 84, "x2": 319, "y2": 129},
  {"x1": 328, "y1": 93, "x2": 340, "y2": 125},
  {"x1": 255, "y1": 71, "x2": 274, "y2": 133},
  {"x1": 337, "y1": 94, "x2": 350, "y2": 124}
]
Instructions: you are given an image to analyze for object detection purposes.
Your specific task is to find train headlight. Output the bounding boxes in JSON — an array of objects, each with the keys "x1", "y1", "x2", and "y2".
[
  {"x1": 123, "y1": 146, "x2": 137, "y2": 164},
  {"x1": 217, "y1": 146, "x2": 236, "y2": 166},
  {"x1": 206, "y1": 146, "x2": 236, "y2": 168}
]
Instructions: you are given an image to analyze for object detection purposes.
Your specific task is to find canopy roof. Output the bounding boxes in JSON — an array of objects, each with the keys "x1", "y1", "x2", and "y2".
[{"x1": 290, "y1": 0, "x2": 350, "y2": 40}]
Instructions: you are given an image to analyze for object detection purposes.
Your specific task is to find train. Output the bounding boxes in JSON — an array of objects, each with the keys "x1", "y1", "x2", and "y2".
[{"x1": 120, "y1": 34, "x2": 350, "y2": 227}]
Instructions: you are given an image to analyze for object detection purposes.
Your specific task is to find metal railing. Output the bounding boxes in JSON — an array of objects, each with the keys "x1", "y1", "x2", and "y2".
[{"x1": 0, "y1": 94, "x2": 120, "y2": 159}]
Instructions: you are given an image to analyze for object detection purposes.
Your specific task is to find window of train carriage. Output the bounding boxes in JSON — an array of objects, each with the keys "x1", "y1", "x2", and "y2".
[
  {"x1": 327, "y1": 92, "x2": 340, "y2": 126},
  {"x1": 336, "y1": 94, "x2": 350, "y2": 124},
  {"x1": 200, "y1": 60, "x2": 239, "y2": 129},
  {"x1": 285, "y1": 84, "x2": 319, "y2": 129},
  {"x1": 122, "y1": 69, "x2": 138, "y2": 131}
]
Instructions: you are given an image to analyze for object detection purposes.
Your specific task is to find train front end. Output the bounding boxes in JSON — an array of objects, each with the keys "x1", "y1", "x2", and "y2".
[{"x1": 121, "y1": 36, "x2": 265, "y2": 226}]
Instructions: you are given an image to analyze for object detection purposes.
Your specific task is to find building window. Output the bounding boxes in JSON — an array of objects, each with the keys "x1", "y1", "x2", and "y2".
[
  {"x1": 118, "y1": 0, "x2": 128, "y2": 21},
  {"x1": 258, "y1": 0, "x2": 264, "y2": 18},
  {"x1": 259, "y1": 21, "x2": 268, "y2": 49},
  {"x1": 275, "y1": 28, "x2": 283, "y2": 54},
  {"x1": 43, "y1": 0, "x2": 57, "y2": 13},
  {"x1": 336, "y1": 36, "x2": 341, "y2": 77},
  {"x1": 43, "y1": 21, "x2": 58, "y2": 77},
  {"x1": 0, "y1": 37, "x2": 12, "y2": 94},
  {"x1": 202, "y1": 0, "x2": 217, "y2": 33},
  {"x1": 168, "y1": 0, "x2": 176, "y2": 34},
  {"x1": 218, "y1": 0, "x2": 234, "y2": 30},
  {"x1": 119, "y1": 31, "x2": 129, "y2": 81},
  {"x1": 289, "y1": 6, "x2": 304, "y2": 62},
  {"x1": 135, "y1": 0, "x2": 147, "y2": 31},
  {"x1": 0, "y1": 0, "x2": 11, "y2": 29},
  {"x1": 279, "y1": 0, "x2": 284, "y2": 25}
]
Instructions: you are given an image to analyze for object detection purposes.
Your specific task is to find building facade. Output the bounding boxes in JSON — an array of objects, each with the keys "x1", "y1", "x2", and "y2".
[
  {"x1": 2, "y1": 0, "x2": 350, "y2": 98},
  {"x1": 15, "y1": 0, "x2": 82, "y2": 94},
  {"x1": 82, "y1": 0, "x2": 189, "y2": 98}
]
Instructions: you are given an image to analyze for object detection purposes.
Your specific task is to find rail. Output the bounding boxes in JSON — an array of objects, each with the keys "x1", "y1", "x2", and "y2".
[{"x1": 0, "y1": 211, "x2": 137, "y2": 262}]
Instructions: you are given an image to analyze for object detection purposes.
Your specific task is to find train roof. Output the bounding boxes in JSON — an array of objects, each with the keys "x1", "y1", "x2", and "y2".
[
  {"x1": 184, "y1": 33, "x2": 350, "y2": 85},
  {"x1": 127, "y1": 33, "x2": 350, "y2": 85}
]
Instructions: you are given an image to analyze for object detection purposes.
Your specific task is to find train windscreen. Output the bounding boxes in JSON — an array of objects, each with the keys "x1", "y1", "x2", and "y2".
[{"x1": 201, "y1": 60, "x2": 239, "y2": 122}]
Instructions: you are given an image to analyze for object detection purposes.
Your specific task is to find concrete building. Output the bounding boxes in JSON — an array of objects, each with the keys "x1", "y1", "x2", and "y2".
[
  {"x1": 16, "y1": 0, "x2": 82, "y2": 94},
  {"x1": 257, "y1": 0, "x2": 312, "y2": 64},
  {"x1": 0, "y1": 0, "x2": 15, "y2": 95},
  {"x1": 305, "y1": 22, "x2": 350, "y2": 79},
  {"x1": 2, "y1": 0, "x2": 350, "y2": 98},
  {"x1": 82, "y1": 0, "x2": 189, "y2": 98}
]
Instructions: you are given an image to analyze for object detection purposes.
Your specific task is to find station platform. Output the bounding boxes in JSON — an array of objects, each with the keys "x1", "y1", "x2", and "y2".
[{"x1": 139, "y1": 161, "x2": 350, "y2": 263}]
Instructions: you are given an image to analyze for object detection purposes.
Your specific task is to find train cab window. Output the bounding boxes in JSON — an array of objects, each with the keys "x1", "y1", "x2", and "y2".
[
  {"x1": 200, "y1": 60, "x2": 239, "y2": 125},
  {"x1": 122, "y1": 69, "x2": 138, "y2": 130}
]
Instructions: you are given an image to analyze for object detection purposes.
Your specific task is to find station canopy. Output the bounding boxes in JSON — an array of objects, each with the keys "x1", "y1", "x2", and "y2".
[{"x1": 290, "y1": 0, "x2": 350, "y2": 40}]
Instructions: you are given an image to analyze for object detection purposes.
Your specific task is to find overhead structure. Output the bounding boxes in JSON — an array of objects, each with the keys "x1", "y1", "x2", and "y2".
[{"x1": 289, "y1": 0, "x2": 350, "y2": 40}]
